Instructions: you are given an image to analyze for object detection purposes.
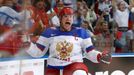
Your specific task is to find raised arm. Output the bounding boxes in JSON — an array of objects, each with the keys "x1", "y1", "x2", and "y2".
[{"x1": 27, "y1": 28, "x2": 51, "y2": 57}]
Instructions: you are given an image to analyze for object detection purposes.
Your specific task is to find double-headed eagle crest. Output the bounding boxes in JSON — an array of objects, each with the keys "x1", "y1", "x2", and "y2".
[{"x1": 56, "y1": 40, "x2": 73, "y2": 60}]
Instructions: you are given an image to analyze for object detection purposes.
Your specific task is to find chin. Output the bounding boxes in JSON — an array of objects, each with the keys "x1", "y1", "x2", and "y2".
[{"x1": 64, "y1": 28, "x2": 71, "y2": 31}]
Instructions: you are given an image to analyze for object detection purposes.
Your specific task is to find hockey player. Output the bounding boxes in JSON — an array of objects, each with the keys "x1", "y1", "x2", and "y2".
[
  {"x1": 0, "y1": 6, "x2": 23, "y2": 57},
  {"x1": 27, "y1": 7, "x2": 112, "y2": 75}
]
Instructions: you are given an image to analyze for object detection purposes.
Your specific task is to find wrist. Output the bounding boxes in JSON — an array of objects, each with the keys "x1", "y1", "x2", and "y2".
[{"x1": 97, "y1": 53, "x2": 102, "y2": 63}]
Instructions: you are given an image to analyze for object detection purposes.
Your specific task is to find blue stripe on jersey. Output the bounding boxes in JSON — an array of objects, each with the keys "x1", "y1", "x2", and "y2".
[
  {"x1": 0, "y1": 12, "x2": 20, "y2": 21},
  {"x1": 47, "y1": 65, "x2": 64, "y2": 69},
  {"x1": 34, "y1": 42, "x2": 46, "y2": 51},
  {"x1": 86, "y1": 46, "x2": 95, "y2": 53},
  {"x1": 41, "y1": 27, "x2": 90, "y2": 39}
]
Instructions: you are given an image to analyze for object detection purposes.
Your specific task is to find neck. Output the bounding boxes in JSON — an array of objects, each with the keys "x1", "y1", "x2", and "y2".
[{"x1": 60, "y1": 26, "x2": 72, "y2": 32}]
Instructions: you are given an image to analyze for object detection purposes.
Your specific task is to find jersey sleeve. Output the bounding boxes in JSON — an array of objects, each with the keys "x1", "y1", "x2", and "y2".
[
  {"x1": 27, "y1": 28, "x2": 51, "y2": 57},
  {"x1": 81, "y1": 29, "x2": 101, "y2": 63}
]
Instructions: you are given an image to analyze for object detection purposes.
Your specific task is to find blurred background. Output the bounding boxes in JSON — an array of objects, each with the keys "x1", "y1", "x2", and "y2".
[
  {"x1": 0, "y1": 0, "x2": 134, "y2": 58},
  {"x1": 0, "y1": 0, "x2": 134, "y2": 75}
]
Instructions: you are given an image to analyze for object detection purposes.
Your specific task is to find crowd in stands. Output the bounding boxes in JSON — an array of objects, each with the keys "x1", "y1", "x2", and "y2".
[{"x1": 0, "y1": 0, "x2": 134, "y2": 58}]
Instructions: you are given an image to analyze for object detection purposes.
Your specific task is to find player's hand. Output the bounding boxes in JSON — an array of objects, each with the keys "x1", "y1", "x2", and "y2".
[{"x1": 100, "y1": 50, "x2": 112, "y2": 64}]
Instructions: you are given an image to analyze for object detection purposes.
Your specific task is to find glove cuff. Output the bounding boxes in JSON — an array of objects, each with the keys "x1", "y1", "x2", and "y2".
[{"x1": 97, "y1": 53, "x2": 102, "y2": 63}]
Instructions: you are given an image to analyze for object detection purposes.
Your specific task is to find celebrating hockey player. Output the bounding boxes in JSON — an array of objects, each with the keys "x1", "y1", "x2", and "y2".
[{"x1": 27, "y1": 7, "x2": 112, "y2": 75}]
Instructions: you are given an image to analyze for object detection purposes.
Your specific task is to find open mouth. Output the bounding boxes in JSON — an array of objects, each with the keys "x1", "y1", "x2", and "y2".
[{"x1": 65, "y1": 22, "x2": 71, "y2": 25}]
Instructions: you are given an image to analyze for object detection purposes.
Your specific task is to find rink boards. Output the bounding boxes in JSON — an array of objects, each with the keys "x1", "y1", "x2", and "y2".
[{"x1": 0, "y1": 53, "x2": 134, "y2": 75}]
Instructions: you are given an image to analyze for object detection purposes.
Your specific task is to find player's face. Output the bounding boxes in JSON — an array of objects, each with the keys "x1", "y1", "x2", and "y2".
[{"x1": 60, "y1": 14, "x2": 74, "y2": 31}]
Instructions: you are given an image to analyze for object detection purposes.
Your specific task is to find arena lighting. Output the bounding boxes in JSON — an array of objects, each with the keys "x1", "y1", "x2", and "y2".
[{"x1": 88, "y1": 70, "x2": 134, "y2": 75}]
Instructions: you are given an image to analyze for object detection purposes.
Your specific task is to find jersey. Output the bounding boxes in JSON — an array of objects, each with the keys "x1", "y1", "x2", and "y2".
[
  {"x1": 27, "y1": 27, "x2": 101, "y2": 67},
  {"x1": 0, "y1": 6, "x2": 21, "y2": 27}
]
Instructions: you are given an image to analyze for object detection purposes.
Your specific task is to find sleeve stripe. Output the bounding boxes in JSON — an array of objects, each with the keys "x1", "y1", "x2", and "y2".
[
  {"x1": 37, "y1": 36, "x2": 48, "y2": 46},
  {"x1": 86, "y1": 46, "x2": 95, "y2": 53},
  {"x1": 35, "y1": 43, "x2": 46, "y2": 51}
]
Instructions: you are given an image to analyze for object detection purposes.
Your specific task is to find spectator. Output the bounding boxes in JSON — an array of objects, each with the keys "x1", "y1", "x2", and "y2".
[
  {"x1": 112, "y1": 0, "x2": 129, "y2": 31},
  {"x1": 81, "y1": 20, "x2": 94, "y2": 37},
  {"x1": 2, "y1": 0, "x2": 21, "y2": 12},
  {"x1": 81, "y1": 0, "x2": 97, "y2": 26},
  {"x1": 98, "y1": 0, "x2": 112, "y2": 22},
  {"x1": 93, "y1": 21, "x2": 114, "y2": 53},
  {"x1": 113, "y1": 23, "x2": 124, "y2": 53},
  {"x1": 94, "y1": 12, "x2": 105, "y2": 35},
  {"x1": 128, "y1": 0, "x2": 134, "y2": 30},
  {"x1": 126, "y1": 22, "x2": 134, "y2": 52},
  {"x1": 73, "y1": 1, "x2": 84, "y2": 27},
  {"x1": 83, "y1": 0, "x2": 95, "y2": 8},
  {"x1": 12, "y1": 0, "x2": 22, "y2": 12},
  {"x1": 112, "y1": 0, "x2": 132, "y2": 52},
  {"x1": 47, "y1": 0, "x2": 64, "y2": 27},
  {"x1": 27, "y1": 0, "x2": 49, "y2": 36}
]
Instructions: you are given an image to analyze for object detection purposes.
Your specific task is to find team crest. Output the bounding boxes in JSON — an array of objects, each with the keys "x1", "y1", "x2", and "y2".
[{"x1": 56, "y1": 40, "x2": 73, "y2": 60}]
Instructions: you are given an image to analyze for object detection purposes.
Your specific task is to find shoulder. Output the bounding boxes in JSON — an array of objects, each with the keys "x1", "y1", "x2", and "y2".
[
  {"x1": 46, "y1": 27, "x2": 57, "y2": 31},
  {"x1": 41, "y1": 27, "x2": 58, "y2": 37},
  {"x1": 74, "y1": 27, "x2": 86, "y2": 31},
  {"x1": 73, "y1": 27, "x2": 87, "y2": 34},
  {"x1": 73, "y1": 27, "x2": 91, "y2": 39}
]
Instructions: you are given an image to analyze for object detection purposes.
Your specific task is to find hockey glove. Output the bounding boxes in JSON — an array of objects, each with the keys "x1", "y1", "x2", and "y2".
[{"x1": 98, "y1": 50, "x2": 112, "y2": 64}]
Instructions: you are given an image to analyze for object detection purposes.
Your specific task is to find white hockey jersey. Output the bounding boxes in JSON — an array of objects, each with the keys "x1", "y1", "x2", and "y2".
[
  {"x1": 27, "y1": 27, "x2": 101, "y2": 67},
  {"x1": 0, "y1": 6, "x2": 21, "y2": 27}
]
